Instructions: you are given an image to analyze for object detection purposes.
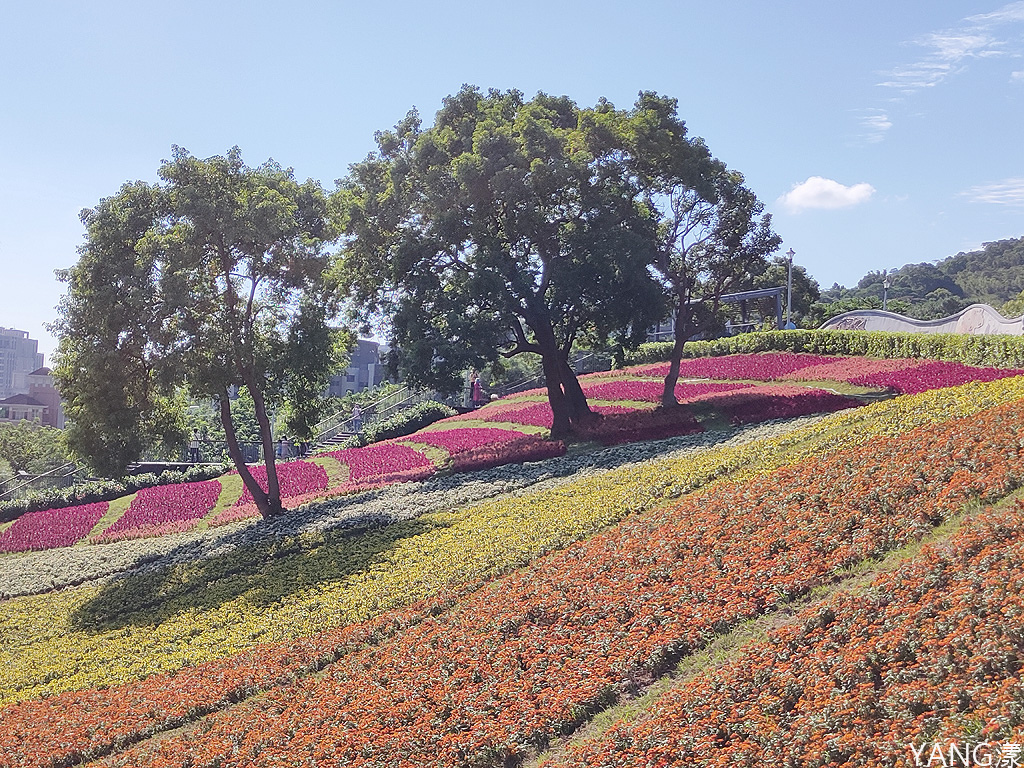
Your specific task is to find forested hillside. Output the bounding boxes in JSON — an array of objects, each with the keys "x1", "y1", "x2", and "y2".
[{"x1": 812, "y1": 236, "x2": 1024, "y2": 323}]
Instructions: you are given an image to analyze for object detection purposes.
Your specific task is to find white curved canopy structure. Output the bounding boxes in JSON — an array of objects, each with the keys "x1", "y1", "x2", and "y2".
[{"x1": 820, "y1": 304, "x2": 1024, "y2": 336}]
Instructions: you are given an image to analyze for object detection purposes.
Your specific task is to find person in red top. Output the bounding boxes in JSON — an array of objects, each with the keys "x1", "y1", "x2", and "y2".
[{"x1": 471, "y1": 372, "x2": 486, "y2": 408}]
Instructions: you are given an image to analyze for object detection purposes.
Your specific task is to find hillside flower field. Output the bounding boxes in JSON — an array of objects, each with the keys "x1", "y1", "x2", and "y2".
[{"x1": 3, "y1": 351, "x2": 1024, "y2": 767}]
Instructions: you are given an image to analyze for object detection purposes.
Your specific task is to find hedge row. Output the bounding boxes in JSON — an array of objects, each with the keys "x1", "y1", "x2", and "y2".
[
  {"x1": 0, "y1": 463, "x2": 228, "y2": 523},
  {"x1": 623, "y1": 330, "x2": 1024, "y2": 369},
  {"x1": 327, "y1": 400, "x2": 458, "y2": 451}
]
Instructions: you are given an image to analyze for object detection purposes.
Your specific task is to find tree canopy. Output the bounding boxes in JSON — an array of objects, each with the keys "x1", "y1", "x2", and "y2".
[
  {"x1": 53, "y1": 147, "x2": 343, "y2": 516},
  {"x1": 336, "y1": 87, "x2": 675, "y2": 436},
  {"x1": 336, "y1": 87, "x2": 777, "y2": 433}
]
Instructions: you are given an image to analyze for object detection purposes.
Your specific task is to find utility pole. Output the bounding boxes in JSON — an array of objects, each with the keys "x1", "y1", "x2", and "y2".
[{"x1": 785, "y1": 248, "x2": 795, "y2": 327}]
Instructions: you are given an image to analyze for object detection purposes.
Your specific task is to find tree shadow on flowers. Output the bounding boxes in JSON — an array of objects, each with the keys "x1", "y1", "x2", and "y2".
[{"x1": 69, "y1": 513, "x2": 451, "y2": 633}]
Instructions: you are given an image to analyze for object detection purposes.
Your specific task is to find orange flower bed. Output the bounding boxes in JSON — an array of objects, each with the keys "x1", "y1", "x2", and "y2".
[
  {"x1": 30, "y1": 400, "x2": 1022, "y2": 768},
  {"x1": 549, "y1": 504, "x2": 1024, "y2": 767}
]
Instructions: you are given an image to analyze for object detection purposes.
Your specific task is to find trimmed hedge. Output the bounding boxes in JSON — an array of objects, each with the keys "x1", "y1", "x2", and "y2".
[
  {"x1": 328, "y1": 401, "x2": 458, "y2": 451},
  {"x1": 0, "y1": 463, "x2": 228, "y2": 524},
  {"x1": 623, "y1": 330, "x2": 1024, "y2": 369}
]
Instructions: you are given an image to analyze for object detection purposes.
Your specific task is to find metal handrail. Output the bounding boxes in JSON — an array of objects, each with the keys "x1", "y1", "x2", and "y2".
[
  {"x1": 312, "y1": 386, "x2": 411, "y2": 436},
  {"x1": 0, "y1": 461, "x2": 79, "y2": 500}
]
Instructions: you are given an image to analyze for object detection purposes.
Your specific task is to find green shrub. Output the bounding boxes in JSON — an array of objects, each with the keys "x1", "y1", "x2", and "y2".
[
  {"x1": 622, "y1": 330, "x2": 1024, "y2": 369},
  {"x1": 329, "y1": 401, "x2": 458, "y2": 451}
]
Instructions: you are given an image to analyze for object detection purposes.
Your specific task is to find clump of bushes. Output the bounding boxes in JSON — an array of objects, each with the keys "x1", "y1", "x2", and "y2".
[{"x1": 330, "y1": 401, "x2": 458, "y2": 450}]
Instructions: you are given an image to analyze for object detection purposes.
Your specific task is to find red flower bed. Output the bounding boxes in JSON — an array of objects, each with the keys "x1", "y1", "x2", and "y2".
[
  {"x1": 449, "y1": 434, "x2": 566, "y2": 471},
  {"x1": 325, "y1": 442, "x2": 436, "y2": 483},
  {"x1": 582, "y1": 379, "x2": 753, "y2": 403},
  {"x1": 707, "y1": 385, "x2": 863, "y2": 424},
  {"x1": 481, "y1": 402, "x2": 649, "y2": 429},
  {"x1": 551, "y1": 505, "x2": 1024, "y2": 767},
  {"x1": 234, "y1": 460, "x2": 329, "y2": 506},
  {"x1": 60, "y1": 401, "x2": 1024, "y2": 768},
  {"x1": 851, "y1": 359, "x2": 1024, "y2": 394},
  {"x1": 629, "y1": 353, "x2": 840, "y2": 381},
  {"x1": 577, "y1": 407, "x2": 704, "y2": 446},
  {"x1": 778, "y1": 355, "x2": 919, "y2": 382},
  {"x1": 0, "y1": 501, "x2": 108, "y2": 553},
  {"x1": 404, "y1": 426, "x2": 530, "y2": 455},
  {"x1": 92, "y1": 480, "x2": 222, "y2": 543}
]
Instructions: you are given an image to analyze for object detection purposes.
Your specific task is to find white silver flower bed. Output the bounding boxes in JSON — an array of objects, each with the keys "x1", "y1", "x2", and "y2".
[{"x1": 0, "y1": 416, "x2": 824, "y2": 600}]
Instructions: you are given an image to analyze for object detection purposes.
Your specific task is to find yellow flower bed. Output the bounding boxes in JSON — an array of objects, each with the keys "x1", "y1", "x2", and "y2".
[{"x1": 1, "y1": 376, "x2": 1022, "y2": 706}]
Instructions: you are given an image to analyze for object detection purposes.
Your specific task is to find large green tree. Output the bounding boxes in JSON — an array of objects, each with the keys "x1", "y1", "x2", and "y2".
[
  {"x1": 53, "y1": 147, "x2": 342, "y2": 517},
  {"x1": 336, "y1": 87, "x2": 679, "y2": 437}
]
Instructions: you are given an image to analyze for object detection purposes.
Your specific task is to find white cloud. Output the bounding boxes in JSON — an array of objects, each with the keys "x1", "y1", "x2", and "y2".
[
  {"x1": 879, "y1": 3, "x2": 1024, "y2": 92},
  {"x1": 961, "y1": 178, "x2": 1024, "y2": 206},
  {"x1": 857, "y1": 109, "x2": 893, "y2": 143},
  {"x1": 778, "y1": 177, "x2": 876, "y2": 213},
  {"x1": 1012, "y1": 70, "x2": 1024, "y2": 81},
  {"x1": 966, "y1": 1, "x2": 1024, "y2": 25}
]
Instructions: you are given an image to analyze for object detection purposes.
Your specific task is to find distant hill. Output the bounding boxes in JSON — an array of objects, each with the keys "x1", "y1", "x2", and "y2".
[{"x1": 813, "y1": 236, "x2": 1024, "y2": 323}]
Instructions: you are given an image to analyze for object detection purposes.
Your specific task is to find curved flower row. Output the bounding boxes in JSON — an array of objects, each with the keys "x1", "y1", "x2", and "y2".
[
  {"x1": 91, "y1": 480, "x2": 223, "y2": 544},
  {"x1": 708, "y1": 385, "x2": 862, "y2": 424},
  {"x1": 0, "y1": 501, "x2": 109, "y2": 554},
  {"x1": 624, "y1": 352, "x2": 842, "y2": 381},
  {"x1": 479, "y1": 402, "x2": 644, "y2": 429},
  {"x1": 849, "y1": 358, "x2": 1024, "y2": 394},
  {"x1": 547, "y1": 504, "x2": 1024, "y2": 768},
  {"x1": 234, "y1": 460, "x2": 329, "y2": 507},
  {"x1": 324, "y1": 441, "x2": 436, "y2": 483},
  {"x1": 580, "y1": 380, "x2": 753, "y2": 403},
  {"x1": 626, "y1": 352, "x2": 1024, "y2": 394},
  {"x1": 66, "y1": 399, "x2": 1024, "y2": 768},
  {"x1": 2, "y1": 377, "x2": 1023, "y2": 709}
]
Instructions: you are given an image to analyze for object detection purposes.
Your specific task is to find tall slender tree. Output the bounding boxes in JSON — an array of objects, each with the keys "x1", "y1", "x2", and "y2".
[
  {"x1": 622, "y1": 93, "x2": 782, "y2": 406},
  {"x1": 53, "y1": 147, "x2": 342, "y2": 517}
]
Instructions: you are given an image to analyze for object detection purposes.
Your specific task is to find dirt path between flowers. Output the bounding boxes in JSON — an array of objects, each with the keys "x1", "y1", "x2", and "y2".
[{"x1": 523, "y1": 488, "x2": 1024, "y2": 768}]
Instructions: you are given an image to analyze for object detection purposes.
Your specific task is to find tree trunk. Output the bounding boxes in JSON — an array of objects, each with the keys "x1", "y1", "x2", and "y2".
[
  {"x1": 217, "y1": 390, "x2": 282, "y2": 519},
  {"x1": 530, "y1": 315, "x2": 573, "y2": 439},
  {"x1": 244, "y1": 379, "x2": 283, "y2": 514},
  {"x1": 540, "y1": 352, "x2": 571, "y2": 439},
  {"x1": 559, "y1": 355, "x2": 596, "y2": 426},
  {"x1": 661, "y1": 305, "x2": 690, "y2": 408}
]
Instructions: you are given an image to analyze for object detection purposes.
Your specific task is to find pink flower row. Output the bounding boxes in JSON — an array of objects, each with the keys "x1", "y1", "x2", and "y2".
[
  {"x1": 324, "y1": 442, "x2": 435, "y2": 483},
  {"x1": 0, "y1": 501, "x2": 109, "y2": 553},
  {"x1": 234, "y1": 461, "x2": 329, "y2": 507},
  {"x1": 92, "y1": 480, "x2": 223, "y2": 543},
  {"x1": 627, "y1": 352, "x2": 1024, "y2": 394},
  {"x1": 713, "y1": 385, "x2": 863, "y2": 424},
  {"x1": 582, "y1": 379, "x2": 753, "y2": 404}
]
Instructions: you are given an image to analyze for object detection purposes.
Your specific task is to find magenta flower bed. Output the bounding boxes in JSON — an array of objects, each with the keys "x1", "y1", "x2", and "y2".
[
  {"x1": 481, "y1": 401, "x2": 650, "y2": 429},
  {"x1": 777, "y1": 356, "x2": 919, "y2": 383},
  {"x1": 405, "y1": 427, "x2": 530, "y2": 455},
  {"x1": 450, "y1": 435, "x2": 567, "y2": 472},
  {"x1": 629, "y1": 353, "x2": 841, "y2": 381},
  {"x1": 708, "y1": 385, "x2": 863, "y2": 424},
  {"x1": 850, "y1": 360, "x2": 1024, "y2": 394},
  {"x1": 0, "y1": 501, "x2": 109, "y2": 553},
  {"x1": 235, "y1": 461, "x2": 329, "y2": 506},
  {"x1": 325, "y1": 442, "x2": 436, "y2": 483},
  {"x1": 94, "y1": 480, "x2": 223, "y2": 543},
  {"x1": 583, "y1": 379, "x2": 753, "y2": 403},
  {"x1": 578, "y1": 407, "x2": 704, "y2": 446}
]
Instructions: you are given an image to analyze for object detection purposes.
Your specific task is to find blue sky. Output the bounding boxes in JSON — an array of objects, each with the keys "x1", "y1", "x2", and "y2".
[{"x1": 2, "y1": 1, "x2": 1023, "y2": 359}]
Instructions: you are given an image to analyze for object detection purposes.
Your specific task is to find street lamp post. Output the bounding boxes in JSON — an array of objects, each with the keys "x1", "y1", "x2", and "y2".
[
  {"x1": 883, "y1": 273, "x2": 892, "y2": 312},
  {"x1": 785, "y1": 248, "x2": 795, "y2": 327}
]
